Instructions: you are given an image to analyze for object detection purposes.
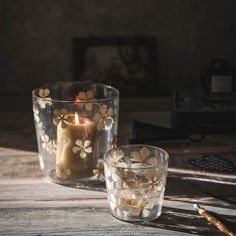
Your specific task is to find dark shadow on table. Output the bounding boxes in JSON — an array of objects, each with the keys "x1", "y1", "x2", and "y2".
[
  {"x1": 164, "y1": 173, "x2": 236, "y2": 210},
  {"x1": 131, "y1": 206, "x2": 236, "y2": 236}
]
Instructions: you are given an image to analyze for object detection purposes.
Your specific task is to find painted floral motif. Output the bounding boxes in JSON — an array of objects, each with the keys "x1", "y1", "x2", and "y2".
[
  {"x1": 53, "y1": 109, "x2": 69, "y2": 128},
  {"x1": 93, "y1": 160, "x2": 104, "y2": 180},
  {"x1": 109, "y1": 190, "x2": 155, "y2": 218},
  {"x1": 113, "y1": 168, "x2": 137, "y2": 190},
  {"x1": 111, "y1": 135, "x2": 117, "y2": 149},
  {"x1": 72, "y1": 140, "x2": 92, "y2": 159},
  {"x1": 124, "y1": 193, "x2": 155, "y2": 217},
  {"x1": 47, "y1": 140, "x2": 57, "y2": 155},
  {"x1": 109, "y1": 193, "x2": 127, "y2": 217},
  {"x1": 93, "y1": 104, "x2": 113, "y2": 130},
  {"x1": 38, "y1": 88, "x2": 52, "y2": 109},
  {"x1": 144, "y1": 169, "x2": 165, "y2": 193},
  {"x1": 33, "y1": 105, "x2": 43, "y2": 131},
  {"x1": 108, "y1": 148, "x2": 127, "y2": 167},
  {"x1": 75, "y1": 90, "x2": 96, "y2": 111},
  {"x1": 104, "y1": 146, "x2": 168, "y2": 220},
  {"x1": 41, "y1": 134, "x2": 50, "y2": 149},
  {"x1": 130, "y1": 147, "x2": 157, "y2": 168},
  {"x1": 41, "y1": 134, "x2": 57, "y2": 155},
  {"x1": 56, "y1": 164, "x2": 71, "y2": 179}
]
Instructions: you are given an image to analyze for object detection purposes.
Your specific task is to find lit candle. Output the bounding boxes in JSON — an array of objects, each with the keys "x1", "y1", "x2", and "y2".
[{"x1": 56, "y1": 113, "x2": 95, "y2": 179}]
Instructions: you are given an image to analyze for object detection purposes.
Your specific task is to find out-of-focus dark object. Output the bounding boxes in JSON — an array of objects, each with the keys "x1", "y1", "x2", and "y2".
[
  {"x1": 172, "y1": 90, "x2": 236, "y2": 133},
  {"x1": 129, "y1": 120, "x2": 204, "y2": 144},
  {"x1": 201, "y1": 59, "x2": 234, "y2": 94}
]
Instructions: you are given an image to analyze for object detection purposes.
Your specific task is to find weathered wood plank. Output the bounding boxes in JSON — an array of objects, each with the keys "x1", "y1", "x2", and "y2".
[
  {"x1": 0, "y1": 147, "x2": 36, "y2": 157},
  {"x1": 0, "y1": 154, "x2": 42, "y2": 179},
  {"x1": 0, "y1": 200, "x2": 235, "y2": 236},
  {"x1": 1, "y1": 174, "x2": 236, "y2": 210},
  {"x1": 1, "y1": 112, "x2": 236, "y2": 236},
  {"x1": 0, "y1": 179, "x2": 107, "y2": 202},
  {"x1": 0, "y1": 176, "x2": 235, "y2": 235}
]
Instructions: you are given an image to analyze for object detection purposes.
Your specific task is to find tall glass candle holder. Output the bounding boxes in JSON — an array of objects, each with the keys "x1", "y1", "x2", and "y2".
[
  {"x1": 104, "y1": 145, "x2": 168, "y2": 222},
  {"x1": 32, "y1": 81, "x2": 119, "y2": 188}
]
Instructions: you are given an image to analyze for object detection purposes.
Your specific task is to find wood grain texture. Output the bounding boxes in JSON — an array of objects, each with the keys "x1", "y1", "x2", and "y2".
[
  {"x1": 0, "y1": 175, "x2": 236, "y2": 236},
  {"x1": 1, "y1": 197, "x2": 235, "y2": 236},
  {"x1": 0, "y1": 112, "x2": 236, "y2": 235}
]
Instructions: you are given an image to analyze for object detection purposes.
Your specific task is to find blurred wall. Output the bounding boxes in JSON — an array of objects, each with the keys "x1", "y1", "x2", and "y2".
[{"x1": 1, "y1": 0, "x2": 235, "y2": 97}]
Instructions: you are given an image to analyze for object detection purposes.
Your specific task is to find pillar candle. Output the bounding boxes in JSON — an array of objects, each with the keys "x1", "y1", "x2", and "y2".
[{"x1": 56, "y1": 113, "x2": 95, "y2": 179}]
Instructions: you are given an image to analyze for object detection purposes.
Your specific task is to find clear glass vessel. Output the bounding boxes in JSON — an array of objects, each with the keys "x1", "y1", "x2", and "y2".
[
  {"x1": 32, "y1": 81, "x2": 119, "y2": 188},
  {"x1": 104, "y1": 145, "x2": 168, "y2": 221}
]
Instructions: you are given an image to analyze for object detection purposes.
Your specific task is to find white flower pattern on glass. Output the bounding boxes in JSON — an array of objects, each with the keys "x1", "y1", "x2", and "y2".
[
  {"x1": 108, "y1": 148, "x2": 127, "y2": 168},
  {"x1": 75, "y1": 90, "x2": 96, "y2": 111},
  {"x1": 109, "y1": 193, "x2": 127, "y2": 218},
  {"x1": 38, "y1": 88, "x2": 52, "y2": 109},
  {"x1": 41, "y1": 134, "x2": 49, "y2": 150},
  {"x1": 110, "y1": 190, "x2": 155, "y2": 218},
  {"x1": 113, "y1": 168, "x2": 137, "y2": 190},
  {"x1": 93, "y1": 160, "x2": 104, "y2": 180},
  {"x1": 130, "y1": 147, "x2": 157, "y2": 168},
  {"x1": 125, "y1": 195, "x2": 155, "y2": 217},
  {"x1": 104, "y1": 146, "x2": 168, "y2": 220},
  {"x1": 56, "y1": 164, "x2": 71, "y2": 179},
  {"x1": 144, "y1": 169, "x2": 165, "y2": 193},
  {"x1": 72, "y1": 140, "x2": 92, "y2": 159},
  {"x1": 47, "y1": 140, "x2": 57, "y2": 155},
  {"x1": 41, "y1": 134, "x2": 56, "y2": 155},
  {"x1": 53, "y1": 109, "x2": 68, "y2": 128},
  {"x1": 93, "y1": 104, "x2": 113, "y2": 130}
]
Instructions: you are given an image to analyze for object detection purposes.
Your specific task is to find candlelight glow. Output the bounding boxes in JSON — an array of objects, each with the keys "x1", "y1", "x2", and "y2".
[
  {"x1": 74, "y1": 112, "x2": 80, "y2": 124},
  {"x1": 74, "y1": 112, "x2": 85, "y2": 124},
  {"x1": 74, "y1": 96, "x2": 80, "y2": 103}
]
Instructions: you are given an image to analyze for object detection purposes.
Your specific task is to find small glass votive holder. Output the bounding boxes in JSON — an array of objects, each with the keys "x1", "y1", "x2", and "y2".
[
  {"x1": 103, "y1": 145, "x2": 169, "y2": 222},
  {"x1": 32, "y1": 81, "x2": 119, "y2": 187}
]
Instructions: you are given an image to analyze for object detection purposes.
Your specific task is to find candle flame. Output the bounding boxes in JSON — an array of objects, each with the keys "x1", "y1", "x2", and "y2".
[
  {"x1": 74, "y1": 112, "x2": 80, "y2": 124},
  {"x1": 74, "y1": 112, "x2": 85, "y2": 124}
]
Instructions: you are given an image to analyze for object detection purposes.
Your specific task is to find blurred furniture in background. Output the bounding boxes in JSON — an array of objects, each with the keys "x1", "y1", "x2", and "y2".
[{"x1": 172, "y1": 90, "x2": 236, "y2": 133}]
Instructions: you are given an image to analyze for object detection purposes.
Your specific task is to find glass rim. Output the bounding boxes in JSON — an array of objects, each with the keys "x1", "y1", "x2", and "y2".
[
  {"x1": 32, "y1": 81, "x2": 120, "y2": 103},
  {"x1": 103, "y1": 144, "x2": 169, "y2": 170}
]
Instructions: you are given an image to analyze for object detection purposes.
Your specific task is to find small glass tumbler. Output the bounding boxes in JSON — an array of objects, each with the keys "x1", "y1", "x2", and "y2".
[
  {"x1": 104, "y1": 145, "x2": 168, "y2": 221},
  {"x1": 32, "y1": 81, "x2": 119, "y2": 187}
]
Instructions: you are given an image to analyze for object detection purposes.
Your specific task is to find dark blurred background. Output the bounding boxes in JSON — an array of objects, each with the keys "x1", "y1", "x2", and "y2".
[{"x1": 0, "y1": 0, "x2": 235, "y2": 110}]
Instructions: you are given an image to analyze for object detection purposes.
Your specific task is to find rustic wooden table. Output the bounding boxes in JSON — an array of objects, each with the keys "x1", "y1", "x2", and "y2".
[{"x1": 0, "y1": 112, "x2": 236, "y2": 236}]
